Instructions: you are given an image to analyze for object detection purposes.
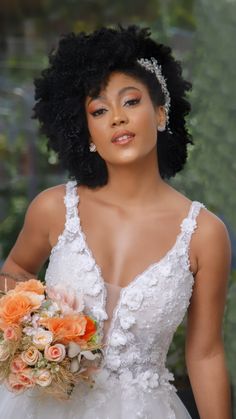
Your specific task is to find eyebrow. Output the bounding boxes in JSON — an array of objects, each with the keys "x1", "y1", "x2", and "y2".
[{"x1": 87, "y1": 86, "x2": 141, "y2": 105}]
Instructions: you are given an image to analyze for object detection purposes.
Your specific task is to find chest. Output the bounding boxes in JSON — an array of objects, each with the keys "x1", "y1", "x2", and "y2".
[{"x1": 72, "y1": 203, "x2": 192, "y2": 287}]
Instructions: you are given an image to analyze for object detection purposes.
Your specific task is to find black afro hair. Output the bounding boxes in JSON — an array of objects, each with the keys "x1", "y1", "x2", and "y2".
[{"x1": 33, "y1": 25, "x2": 192, "y2": 187}]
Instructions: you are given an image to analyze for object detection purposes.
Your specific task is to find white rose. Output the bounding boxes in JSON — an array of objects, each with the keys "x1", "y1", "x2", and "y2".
[
  {"x1": 32, "y1": 329, "x2": 53, "y2": 350},
  {"x1": 35, "y1": 369, "x2": 52, "y2": 387}
]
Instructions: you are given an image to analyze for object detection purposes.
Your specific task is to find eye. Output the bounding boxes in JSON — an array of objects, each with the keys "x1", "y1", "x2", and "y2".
[
  {"x1": 91, "y1": 108, "x2": 107, "y2": 117},
  {"x1": 124, "y1": 98, "x2": 141, "y2": 106}
]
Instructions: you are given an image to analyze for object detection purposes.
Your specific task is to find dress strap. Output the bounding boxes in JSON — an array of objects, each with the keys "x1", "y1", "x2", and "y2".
[
  {"x1": 180, "y1": 201, "x2": 205, "y2": 245},
  {"x1": 63, "y1": 180, "x2": 80, "y2": 236}
]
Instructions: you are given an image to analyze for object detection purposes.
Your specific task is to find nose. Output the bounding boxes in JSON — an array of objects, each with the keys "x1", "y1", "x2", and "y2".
[{"x1": 111, "y1": 109, "x2": 128, "y2": 126}]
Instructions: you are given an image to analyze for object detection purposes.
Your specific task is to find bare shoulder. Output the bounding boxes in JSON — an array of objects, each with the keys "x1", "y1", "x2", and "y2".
[
  {"x1": 30, "y1": 184, "x2": 66, "y2": 209},
  {"x1": 192, "y1": 205, "x2": 231, "y2": 274},
  {"x1": 27, "y1": 184, "x2": 66, "y2": 214},
  {"x1": 23, "y1": 184, "x2": 67, "y2": 233},
  {"x1": 195, "y1": 206, "x2": 230, "y2": 249}
]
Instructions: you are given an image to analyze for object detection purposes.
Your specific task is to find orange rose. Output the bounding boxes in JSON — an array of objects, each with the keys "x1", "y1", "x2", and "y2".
[
  {"x1": 83, "y1": 317, "x2": 97, "y2": 342},
  {"x1": 0, "y1": 294, "x2": 35, "y2": 324},
  {"x1": 14, "y1": 279, "x2": 45, "y2": 295},
  {"x1": 40, "y1": 315, "x2": 89, "y2": 344}
]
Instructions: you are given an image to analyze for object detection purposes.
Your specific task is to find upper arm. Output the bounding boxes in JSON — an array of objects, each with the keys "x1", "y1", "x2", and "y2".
[
  {"x1": 186, "y1": 210, "x2": 231, "y2": 361},
  {"x1": 1, "y1": 185, "x2": 65, "y2": 276}
]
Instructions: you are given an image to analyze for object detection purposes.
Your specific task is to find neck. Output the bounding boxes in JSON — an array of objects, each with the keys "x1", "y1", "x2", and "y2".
[{"x1": 102, "y1": 151, "x2": 166, "y2": 207}]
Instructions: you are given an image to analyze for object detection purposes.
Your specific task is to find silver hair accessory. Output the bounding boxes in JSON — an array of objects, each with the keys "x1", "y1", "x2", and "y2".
[
  {"x1": 137, "y1": 57, "x2": 172, "y2": 133},
  {"x1": 89, "y1": 142, "x2": 97, "y2": 152}
]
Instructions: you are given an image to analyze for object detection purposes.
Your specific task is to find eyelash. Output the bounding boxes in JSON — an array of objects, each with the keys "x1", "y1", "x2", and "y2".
[{"x1": 91, "y1": 98, "x2": 141, "y2": 117}]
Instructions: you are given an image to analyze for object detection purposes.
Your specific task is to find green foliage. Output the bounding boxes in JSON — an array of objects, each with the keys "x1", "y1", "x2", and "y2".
[{"x1": 171, "y1": 0, "x2": 236, "y2": 231}]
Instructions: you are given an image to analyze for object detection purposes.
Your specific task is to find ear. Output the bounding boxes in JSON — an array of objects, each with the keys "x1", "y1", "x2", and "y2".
[{"x1": 155, "y1": 106, "x2": 166, "y2": 130}]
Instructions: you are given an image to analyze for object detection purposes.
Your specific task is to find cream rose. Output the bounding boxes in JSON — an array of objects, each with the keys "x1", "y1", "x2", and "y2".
[
  {"x1": 21, "y1": 346, "x2": 40, "y2": 366},
  {"x1": 44, "y1": 344, "x2": 66, "y2": 363},
  {"x1": 10, "y1": 355, "x2": 27, "y2": 373},
  {"x1": 32, "y1": 329, "x2": 53, "y2": 350},
  {"x1": 35, "y1": 369, "x2": 52, "y2": 387},
  {"x1": 19, "y1": 291, "x2": 45, "y2": 310}
]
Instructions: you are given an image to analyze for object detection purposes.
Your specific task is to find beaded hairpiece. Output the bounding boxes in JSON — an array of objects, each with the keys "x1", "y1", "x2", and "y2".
[{"x1": 137, "y1": 57, "x2": 171, "y2": 132}]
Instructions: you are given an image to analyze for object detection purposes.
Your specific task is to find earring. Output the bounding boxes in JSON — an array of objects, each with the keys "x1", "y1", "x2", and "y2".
[
  {"x1": 89, "y1": 142, "x2": 97, "y2": 152},
  {"x1": 157, "y1": 125, "x2": 166, "y2": 132}
]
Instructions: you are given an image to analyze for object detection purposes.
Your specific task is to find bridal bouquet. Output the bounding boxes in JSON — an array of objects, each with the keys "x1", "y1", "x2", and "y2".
[{"x1": 0, "y1": 278, "x2": 103, "y2": 399}]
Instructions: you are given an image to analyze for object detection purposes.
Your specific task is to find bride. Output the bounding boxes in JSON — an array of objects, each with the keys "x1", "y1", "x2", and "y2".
[{"x1": 0, "y1": 25, "x2": 232, "y2": 418}]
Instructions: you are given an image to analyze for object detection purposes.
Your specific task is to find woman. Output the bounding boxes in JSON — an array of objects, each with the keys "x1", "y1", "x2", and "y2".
[{"x1": 0, "y1": 25, "x2": 232, "y2": 418}]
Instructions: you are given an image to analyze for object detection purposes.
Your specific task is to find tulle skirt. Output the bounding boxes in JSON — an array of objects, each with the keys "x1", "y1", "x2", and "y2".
[{"x1": 0, "y1": 372, "x2": 191, "y2": 419}]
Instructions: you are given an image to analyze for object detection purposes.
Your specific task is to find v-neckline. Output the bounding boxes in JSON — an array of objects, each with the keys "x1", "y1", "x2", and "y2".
[{"x1": 75, "y1": 185, "x2": 194, "y2": 292}]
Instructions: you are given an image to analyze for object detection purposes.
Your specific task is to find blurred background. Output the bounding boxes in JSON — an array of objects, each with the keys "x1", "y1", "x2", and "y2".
[{"x1": 0, "y1": 0, "x2": 235, "y2": 417}]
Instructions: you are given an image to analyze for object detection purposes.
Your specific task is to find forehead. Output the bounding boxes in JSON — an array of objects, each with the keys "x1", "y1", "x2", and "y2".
[
  {"x1": 85, "y1": 71, "x2": 148, "y2": 104},
  {"x1": 101, "y1": 71, "x2": 145, "y2": 89}
]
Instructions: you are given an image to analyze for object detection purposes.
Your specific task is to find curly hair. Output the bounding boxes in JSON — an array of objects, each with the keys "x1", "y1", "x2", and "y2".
[{"x1": 33, "y1": 25, "x2": 192, "y2": 187}]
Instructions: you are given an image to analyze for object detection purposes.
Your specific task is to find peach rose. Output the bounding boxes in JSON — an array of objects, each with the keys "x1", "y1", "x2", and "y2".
[
  {"x1": 3, "y1": 324, "x2": 22, "y2": 341},
  {"x1": 35, "y1": 369, "x2": 52, "y2": 387},
  {"x1": 14, "y1": 279, "x2": 45, "y2": 295},
  {"x1": 18, "y1": 368, "x2": 35, "y2": 388},
  {"x1": 44, "y1": 343, "x2": 66, "y2": 363},
  {"x1": 0, "y1": 293, "x2": 35, "y2": 324},
  {"x1": 21, "y1": 346, "x2": 40, "y2": 366},
  {"x1": 32, "y1": 329, "x2": 53, "y2": 350},
  {"x1": 10, "y1": 355, "x2": 27, "y2": 373},
  {"x1": 5, "y1": 373, "x2": 27, "y2": 394},
  {"x1": 40, "y1": 315, "x2": 88, "y2": 345}
]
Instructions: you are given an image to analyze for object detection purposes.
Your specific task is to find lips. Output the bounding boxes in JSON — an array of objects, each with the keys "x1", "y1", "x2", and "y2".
[{"x1": 111, "y1": 130, "x2": 135, "y2": 143}]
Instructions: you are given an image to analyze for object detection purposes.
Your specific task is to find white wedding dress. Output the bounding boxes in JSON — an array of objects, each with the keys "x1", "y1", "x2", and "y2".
[{"x1": 0, "y1": 180, "x2": 204, "y2": 418}]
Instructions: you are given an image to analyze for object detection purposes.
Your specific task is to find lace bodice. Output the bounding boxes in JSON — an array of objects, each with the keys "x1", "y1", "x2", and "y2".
[{"x1": 45, "y1": 180, "x2": 205, "y2": 418}]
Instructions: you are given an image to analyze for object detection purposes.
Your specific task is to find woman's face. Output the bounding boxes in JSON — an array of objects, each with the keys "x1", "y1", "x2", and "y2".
[{"x1": 85, "y1": 72, "x2": 165, "y2": 166}]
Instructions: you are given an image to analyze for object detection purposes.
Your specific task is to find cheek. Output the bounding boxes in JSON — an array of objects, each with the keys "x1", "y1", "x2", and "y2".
[
  {"x1": 138, "y1": 112, "x2": 157, "y2": 141},
  {"x1": 87, "y1": 117, "x2": 106, "y2": 139}
]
